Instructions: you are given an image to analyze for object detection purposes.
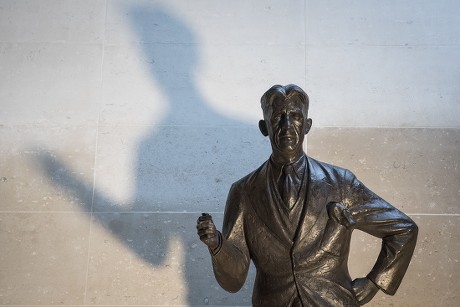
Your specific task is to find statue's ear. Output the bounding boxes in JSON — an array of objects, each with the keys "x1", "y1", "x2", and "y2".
[
  {"x1": 259, "y1": 120, "x2": 269, "y2": 136},
  {"x1": 305, "y1": 118, "x2": 312, "y2": 134}
]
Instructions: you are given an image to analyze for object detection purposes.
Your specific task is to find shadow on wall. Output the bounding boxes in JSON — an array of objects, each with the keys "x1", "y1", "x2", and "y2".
[{"x1": 36, "y1": 3, "x2": 266, "y2": 305}]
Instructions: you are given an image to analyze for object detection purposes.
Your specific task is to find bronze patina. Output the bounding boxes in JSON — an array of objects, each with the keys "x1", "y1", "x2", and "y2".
[{"x1": 197, "y1": 84, "x2": 418, "y2": 306}]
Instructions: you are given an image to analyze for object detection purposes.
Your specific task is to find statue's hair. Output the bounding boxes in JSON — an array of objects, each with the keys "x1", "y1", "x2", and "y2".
[{"x1": 260, "y1": 84, "x2": 309, "y2": 113}]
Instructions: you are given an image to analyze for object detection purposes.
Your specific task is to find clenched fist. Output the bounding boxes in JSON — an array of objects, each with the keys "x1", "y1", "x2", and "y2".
[
  {"x1": 327, "y1": 202, "x2": 356, "y2": 229},
  {"x1": 352, "y1": 277, "x2": 379, "y2": 305},
  {"x1": 196, "y1": 213, "x2": 222, "y2": 253}
]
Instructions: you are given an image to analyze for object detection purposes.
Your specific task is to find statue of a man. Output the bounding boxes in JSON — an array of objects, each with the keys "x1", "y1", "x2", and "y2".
[{"x1": 196, "y1": 84, "x2": 418, "y2": 306}]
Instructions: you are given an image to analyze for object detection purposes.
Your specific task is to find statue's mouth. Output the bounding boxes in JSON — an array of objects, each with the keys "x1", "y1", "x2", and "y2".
[{"x1": 279, "y1": 133, "x2": 296, "y2": 140}]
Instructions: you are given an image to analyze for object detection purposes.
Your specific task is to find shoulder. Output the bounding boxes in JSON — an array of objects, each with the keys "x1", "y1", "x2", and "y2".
[
  {"x1": 307, "y1": 156, "x2": 356, "y2": 184},
  {"x1": 223, "y1": 161, "x2": 268, "y2": 216},
  {"x1": 229, "y1": 160, "x2": 269, "y2": 194},
  {"x1": 228, "y1": 160, "x2": 269, "y2": 205}
]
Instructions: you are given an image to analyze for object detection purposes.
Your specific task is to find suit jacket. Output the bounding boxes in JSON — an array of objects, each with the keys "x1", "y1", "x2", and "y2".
[{"x1": 211, "y1": 155, "x2": 418, "y2": 306}]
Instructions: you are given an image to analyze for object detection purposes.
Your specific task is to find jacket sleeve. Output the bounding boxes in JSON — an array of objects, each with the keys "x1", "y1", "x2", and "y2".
[
  {"x1": 211, "y1": 182, "x2": 250, "y2": 293},
  {"x1": 342, "y1": 170, "x2": 418, "y2": 295}
]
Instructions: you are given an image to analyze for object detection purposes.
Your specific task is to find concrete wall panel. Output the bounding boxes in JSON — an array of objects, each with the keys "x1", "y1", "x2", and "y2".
[{"x1": 0, "y1": 0, "x2": 458, "y2": 305}]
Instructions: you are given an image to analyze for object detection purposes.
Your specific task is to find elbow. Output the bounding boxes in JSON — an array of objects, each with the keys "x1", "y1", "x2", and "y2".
[
  {"x1": 411, "y1": 221, "x2": 418, "y2": 235},
  {"x1": 213, "y1": 257, "x2": 249, "y2": 293},
  {"x1": 406, "y1": 217, "x2": 418, "y2": 236},
  {"x1": 223, "y1": 263, "x2": 249, "y2": 293},
  {"x1": 402, "y1": 219, "x2": 418, "y2": 247},
  {"x1": 211, "y1": 240, "x2": 250, "y2": 293},
  {"x1": 221, "y1": 280, "x2": 244, "y2": 293},
  {"x1": 216, "y1": 274, "x2": 246, "y2": 293},
  {"x1": 409, "y1": 220, "x2": 418, "y2": 241}
]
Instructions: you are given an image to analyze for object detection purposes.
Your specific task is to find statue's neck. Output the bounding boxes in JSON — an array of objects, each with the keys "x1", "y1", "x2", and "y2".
[{"x1": 271, "y1": 150, "x2": 305, "y2": 166}]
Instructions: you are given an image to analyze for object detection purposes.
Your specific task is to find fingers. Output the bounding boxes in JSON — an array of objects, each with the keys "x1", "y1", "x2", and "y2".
[
  {"x1": 327, "y1": 202, "x2": 356, "y2": 229},
  {"x1": 341, "y1": 209, "x2": 356, "y2": 228},
  {"x1": 197, "y1": 212, "x2": 212, "y2": 223},
  {"x1": 196, "y1": 213, "x2": 215, "y2": 232},
  {"x1": 351, "y1": 277, "x2": 379, "y2": 305},
  {"x1": 196, "y1": 213, "x2": 219, "y2": 249},
  {"x1": 197, "y1": 224, "x2": 217, "y2": 237},
  {"x1": 327, "y1": 202, "x2": 343, "y2": 222}
]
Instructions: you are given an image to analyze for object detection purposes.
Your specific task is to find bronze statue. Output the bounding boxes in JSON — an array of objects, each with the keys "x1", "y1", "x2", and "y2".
[{"x1": 196, "y1": 84, "x2": 418, "y2": 306}]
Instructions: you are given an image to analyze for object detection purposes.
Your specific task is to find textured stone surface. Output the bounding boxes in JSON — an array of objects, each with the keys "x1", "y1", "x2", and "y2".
[
  {"x1": 307, "y1": 128, "x2": 460, "y2": 214},
  {"x1": 348, "y1": 215, "x2": 460, "y2": 306},
  {"x1": 306, "y1": 45, "x2": 460, "y2": 127},
  {"x1": 106, "y1": 0, "x2": 306, "y2": 45},
  {"x1": 93, "y1": 125, "x2": 270, "y2": 213},
  {"x1": 0, "y1": 0, "x2": 106, "y2": 43},
  {"x1": 86, "y1": 212, "x2": 254, "y2": 305},
  {"x1": 0, "y1": 42, "x2": 102, "y2": 126},
  {"x1": 306, "y1": 0, "x2": 460, "y2": 46},
  {"x1": 0, "y1": 0, "x2": 458, "y2": 305},
  {"x1": 0, "y1": 212, "x2": 90, "y2": 304},
  {"x1": 0, "y1": 126, "x2": 96, "y2": 212}
]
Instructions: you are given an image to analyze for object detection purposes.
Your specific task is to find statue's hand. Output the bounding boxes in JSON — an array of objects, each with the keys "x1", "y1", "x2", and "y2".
[
  {"x1": 327, "y1": 202, "x2": 356, "y2": 229},
  {"x1": 196, "y1": 213, "x2": 221, "y2": 252},
  {"x1": 352, "y1": 277, "x2": 379, "y2": 305}
]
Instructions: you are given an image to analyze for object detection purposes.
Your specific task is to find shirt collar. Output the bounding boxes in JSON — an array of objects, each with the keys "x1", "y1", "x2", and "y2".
[{"x1": 270, "y1": 154, "x2": 307, "y2": 181}]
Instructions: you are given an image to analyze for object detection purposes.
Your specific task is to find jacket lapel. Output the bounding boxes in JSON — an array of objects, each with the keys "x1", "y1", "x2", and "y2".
[
  {"x1": 248, "y1": 156, "x2": 333, "y2": 250},
  {"x1": 293, "y1": 156, "x2": 331, "y2": 249},
  {"x1": 248, "y1": 162, "x2": 294, "y2": 248}
]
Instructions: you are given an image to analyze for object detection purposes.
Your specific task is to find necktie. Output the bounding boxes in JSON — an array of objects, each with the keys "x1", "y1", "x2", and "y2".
[{"x1": 282, "y1": 164, "x2": 298, "y2": 209}]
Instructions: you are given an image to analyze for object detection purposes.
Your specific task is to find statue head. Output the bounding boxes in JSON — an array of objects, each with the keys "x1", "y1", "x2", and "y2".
[{"x1": 259, "y1": 84, "x2": 312, "y2": 164}]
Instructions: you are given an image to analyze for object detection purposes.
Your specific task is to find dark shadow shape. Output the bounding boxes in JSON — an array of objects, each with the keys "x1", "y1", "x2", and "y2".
[{"x1": 35, "y1": 3, "x2": 266, "y2": 305}]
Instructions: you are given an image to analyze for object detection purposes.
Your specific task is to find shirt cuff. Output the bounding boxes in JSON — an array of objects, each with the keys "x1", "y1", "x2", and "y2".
[{"x1": 209, "y1": 231, "x2": 223, "y2": 256}]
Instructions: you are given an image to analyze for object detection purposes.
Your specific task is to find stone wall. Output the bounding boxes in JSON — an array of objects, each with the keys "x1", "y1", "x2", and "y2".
[{"x1": 0, "y1": 0, "x2": 458, "y2": 305}]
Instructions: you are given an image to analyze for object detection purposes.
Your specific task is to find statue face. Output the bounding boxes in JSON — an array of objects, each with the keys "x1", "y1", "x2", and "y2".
[{"x1": 264, "y1": 98, "x2": 309, "y2": 159}]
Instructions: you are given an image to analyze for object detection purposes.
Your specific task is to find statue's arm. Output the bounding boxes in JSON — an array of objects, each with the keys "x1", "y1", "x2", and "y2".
[
  {"x1": 344, "y1": 170, "x2": 418, "y2": 296},
  {"x1": 199, "y1": 183, "x2": 250, "y2": 293},
  {"x1": 211, "y1": 234, "x2": 250, "y2": 293}
]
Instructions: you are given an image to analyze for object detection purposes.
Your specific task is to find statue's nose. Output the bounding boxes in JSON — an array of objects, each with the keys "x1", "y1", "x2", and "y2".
[{"x1": 281, "y1": 114, "x2": 293, "y2": 129}]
